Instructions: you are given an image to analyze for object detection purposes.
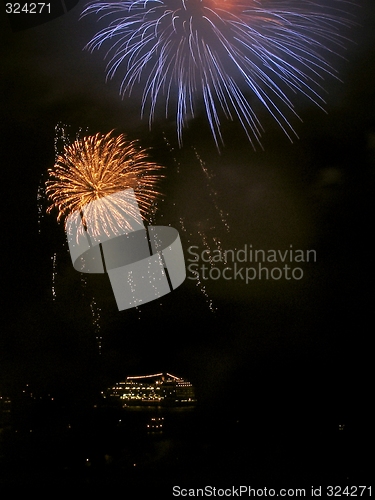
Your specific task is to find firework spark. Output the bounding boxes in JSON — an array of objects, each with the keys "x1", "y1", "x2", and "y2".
[
  {"x1": 81, "y1": 0, "x2": 355, "y2": 148},
  {"x1": 46, "y1": 131, "x2": 164, "y2": 238}
]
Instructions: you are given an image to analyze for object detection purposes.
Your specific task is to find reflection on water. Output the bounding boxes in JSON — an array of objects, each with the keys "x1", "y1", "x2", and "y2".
[
  {"x1": 0, "y1": 401, "x2": 368, "y2": 488},
  {"x1": 0, "y1": 403, "x2": 204, "y2": 487}
]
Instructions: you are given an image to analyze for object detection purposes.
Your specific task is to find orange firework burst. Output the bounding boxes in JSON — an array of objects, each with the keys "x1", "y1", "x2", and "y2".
[{"x1": 46, "y1": 131, "x2": 164, "y2": 236}]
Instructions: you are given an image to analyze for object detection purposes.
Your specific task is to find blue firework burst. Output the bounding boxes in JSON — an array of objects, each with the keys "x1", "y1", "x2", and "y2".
[{"x1": 81, "y1": 0, "x2": 355, "y2": 149}]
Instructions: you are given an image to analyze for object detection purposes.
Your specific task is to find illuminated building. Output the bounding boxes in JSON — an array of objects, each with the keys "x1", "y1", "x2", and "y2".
[
  {"x1": 104, "y1": 372, "x2": 196, "y2": 407},
  {"x1": 0, "y1": 394, "x2": 11, "y2": 427}
]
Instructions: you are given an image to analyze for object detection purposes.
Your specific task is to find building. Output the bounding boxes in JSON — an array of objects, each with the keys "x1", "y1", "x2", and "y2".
[
  {"x1": 104, "y1": 372, "x2": 196, "y2": 407},
  {"x1": 0, "y1": 394, "x2": 11, "y2": 427}
]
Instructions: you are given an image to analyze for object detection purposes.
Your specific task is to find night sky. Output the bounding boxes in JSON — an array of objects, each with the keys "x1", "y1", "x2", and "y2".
[{"x1": 0, "y1": 0, "x2": 374, "y2": 485}]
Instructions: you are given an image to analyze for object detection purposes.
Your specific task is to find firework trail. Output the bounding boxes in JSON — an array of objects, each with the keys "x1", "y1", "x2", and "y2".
[
  {"x1": 45, "y1": 130, "x2": 164, "y2": 238},
  {"x1": 161, "y1": 135, "x2": 234, "y2": 313},
  {"x1": 81, "y1": 0, "x2": 355, "y2": 149},
  {"x1": 51, "y1": 252, "x2": 57, "y2": 301},
  {"x1": 90, "y1": 297, "x2": 103, "y2": 353},
  {"x1": 192, "y1": 146, "x2": 229, "y2": 232}
]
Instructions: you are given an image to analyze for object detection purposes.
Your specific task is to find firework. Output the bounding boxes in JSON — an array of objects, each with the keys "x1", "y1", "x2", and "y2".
[
  {"x1": 81, "y1": 0, "x2": 355, "y2": 148},
  {"x1": 46, "y1": 131, "x2": 164, "y2": 237}
]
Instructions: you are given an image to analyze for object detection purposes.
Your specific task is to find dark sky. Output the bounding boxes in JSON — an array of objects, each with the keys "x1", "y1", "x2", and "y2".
[{"x1": 0, "y1": 0, "x2": 374, "y2": 430}]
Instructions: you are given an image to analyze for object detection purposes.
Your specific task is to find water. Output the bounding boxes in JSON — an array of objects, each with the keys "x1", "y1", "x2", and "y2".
[{"x1": 0, "y1": 402, "x2": 370, "y2": 489}]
